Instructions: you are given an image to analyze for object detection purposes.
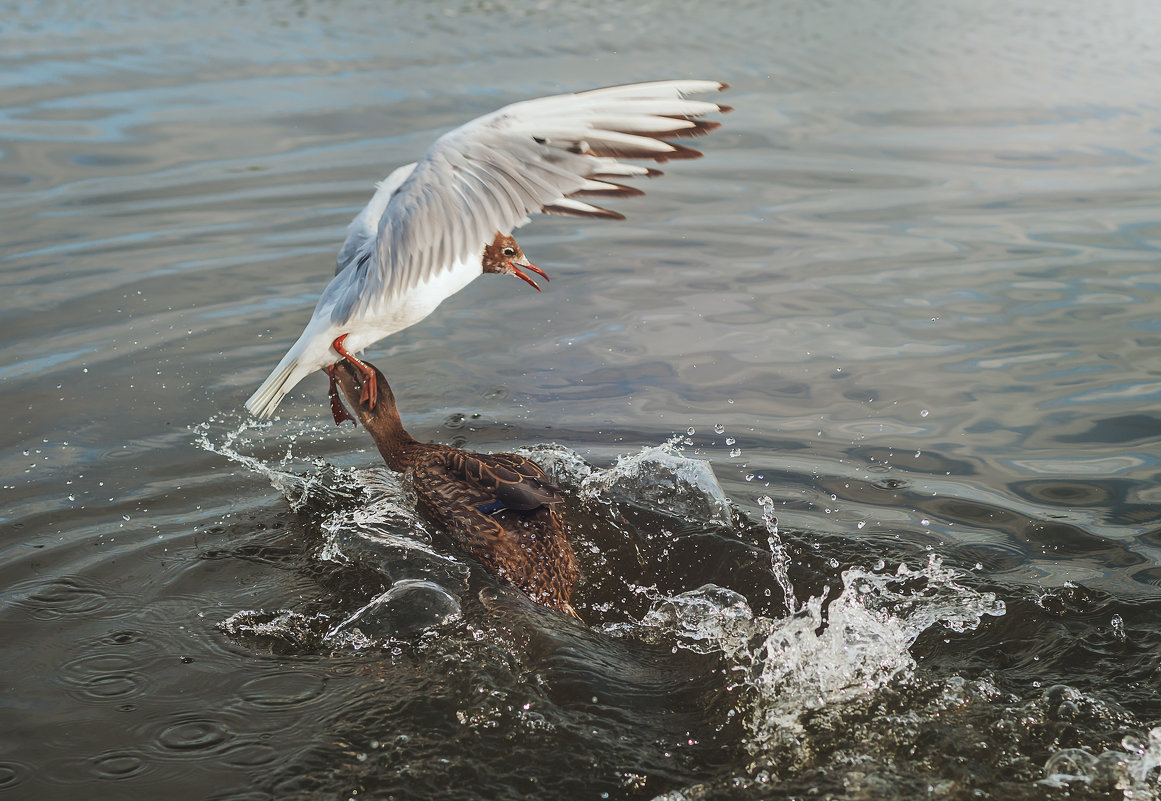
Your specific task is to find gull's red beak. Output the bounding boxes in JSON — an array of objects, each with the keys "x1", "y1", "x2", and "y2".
[{"x1": 509, "y1": 260, "x2": 549, "y2": 292}]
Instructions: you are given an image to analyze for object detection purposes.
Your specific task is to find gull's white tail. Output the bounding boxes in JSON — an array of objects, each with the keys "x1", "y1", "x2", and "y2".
[{"x1": 245, "y1": 344, "x2": 312, "y2": 419}]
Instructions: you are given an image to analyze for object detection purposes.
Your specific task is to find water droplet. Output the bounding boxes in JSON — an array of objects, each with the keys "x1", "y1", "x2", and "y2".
[
  {"x1": 730, "y1": 448, "x2": 742, "y2": 457},
  {"x1": 686, "y1": 427, "x2": 696, "y2": 436},
  {"x1": 122, "y1": 515, "x2": 131, "y2": 521},
  {"x1": 921, "y1": 409, "x2": 930, "y2": 418},
  {"x1": 1122, "y1": 734, "x2": 1146, "y2": 755},
  {"x1": 713, "y1": 424, "x2": 725, "y2": 434},
  {"x1": 727, "y1": 398, "x2": 735, "y2": 404},
  {"x1": 920, "y1": 518, "x2": 930, "y2": 526},
  {"x1": 725, "y1": 437, "x2": 736, "y2": 446},
  {"x1": 857, "y1": 520, "x2": 866, "y2": 529}
]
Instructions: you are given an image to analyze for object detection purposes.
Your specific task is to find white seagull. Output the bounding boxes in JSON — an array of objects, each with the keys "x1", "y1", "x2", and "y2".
[{"x1": 245, "y1": 79, "x2": 730, "y2": 421}]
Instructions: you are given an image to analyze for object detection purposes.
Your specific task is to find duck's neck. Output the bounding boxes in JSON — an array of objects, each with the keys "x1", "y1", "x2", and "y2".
[{"x1": 357, "y1": 380, "x2": 421, "y2": 472}]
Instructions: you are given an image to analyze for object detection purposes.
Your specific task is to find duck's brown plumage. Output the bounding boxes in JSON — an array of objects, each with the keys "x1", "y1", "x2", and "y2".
[{"x1": 330, "y1": 359, "x2": 579, "y2": 618}]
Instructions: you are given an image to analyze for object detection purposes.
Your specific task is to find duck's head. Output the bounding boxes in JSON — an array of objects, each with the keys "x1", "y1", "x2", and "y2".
[
  {"x1": 482, "y1": 232, "x2": 549, "y2": 291},
  {"x1": 330, "y1": 359, "x2": 395, "y2": 420}
]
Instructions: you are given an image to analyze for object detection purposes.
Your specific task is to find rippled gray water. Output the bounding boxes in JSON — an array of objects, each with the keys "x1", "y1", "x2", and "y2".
[{"x1": 4, "y1": 1, "x2": 1161, "y2": 799}]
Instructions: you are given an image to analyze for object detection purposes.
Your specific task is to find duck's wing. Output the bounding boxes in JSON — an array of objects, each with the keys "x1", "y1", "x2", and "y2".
[
  {"x1": 443, "y1": 451, "x2": 563, "y2": 512},
  {"x1": 332, "y1": 79, "x2": 730, "y2": 323}
]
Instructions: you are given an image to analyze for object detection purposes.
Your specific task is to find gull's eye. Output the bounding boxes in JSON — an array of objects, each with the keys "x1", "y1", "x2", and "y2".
[{"x1": 502, "y1": 247, "x2": 516, "y2": 256}]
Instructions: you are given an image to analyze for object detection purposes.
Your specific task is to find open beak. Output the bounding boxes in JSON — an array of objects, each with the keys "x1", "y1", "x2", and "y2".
[{"x1": 508, "y1": 260, "x2": 550, "y2": 292}]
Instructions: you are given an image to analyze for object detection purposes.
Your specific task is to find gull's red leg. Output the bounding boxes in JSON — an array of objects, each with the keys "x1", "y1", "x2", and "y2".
[
  {"x1": 331, "y1": 334, "x2": 378, "y2": 409},
  {"x1": 324, "y1": 365, "x2": 356, "y2": 426}
]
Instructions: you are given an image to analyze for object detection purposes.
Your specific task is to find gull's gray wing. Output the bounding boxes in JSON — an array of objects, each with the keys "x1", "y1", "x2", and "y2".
[
  {"x1": 335, "y1": 162, "x2": 416, "y2": 276},
  {"x1": 332, "y1": 80, "x2": 730, "y2": 323}
]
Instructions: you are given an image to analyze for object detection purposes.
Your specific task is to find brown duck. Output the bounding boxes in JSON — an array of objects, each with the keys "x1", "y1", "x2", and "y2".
[{"x1": 330, "y1": 358, "x2": 580, "y2": 618}]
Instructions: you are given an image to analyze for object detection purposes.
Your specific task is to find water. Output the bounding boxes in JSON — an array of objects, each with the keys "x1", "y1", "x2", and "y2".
[{"x1": 4, "y1": 0, "x2": 1161, "y2": 798}]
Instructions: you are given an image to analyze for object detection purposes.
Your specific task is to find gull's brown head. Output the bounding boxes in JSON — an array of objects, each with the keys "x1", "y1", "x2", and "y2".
[{"x1": 482, "y1": 232, "x2": 550, "y2": 291}]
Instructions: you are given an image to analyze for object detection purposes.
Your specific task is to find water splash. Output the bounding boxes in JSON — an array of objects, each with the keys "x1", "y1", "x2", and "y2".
[
  {"x1": 327, "y1": 579, "x2": 462, "y2": 642},
  {"x1": 218, "y1": 608, "x2": 334, "y2": 649},
  {"x1": 512, "y1": 443, "x2": 594, "y2": 487},
  {"x1": 756, "y1": 494, "x2": 795, "y2": 612},
  {"x1": 1043, "y1": 725, "x2": 1161, "y2": 797},
  {"x1": 625, "y1": 556, "x2": 1005, "y2": 754},
  {"x1": 199, "y1": 419, "x2": 469, "y2": 647},
  {"x1": 577, "y1": 438, "x2": 733, "y2": 525},
  {"x1": 316, "y1": 467, "x2": 458, "y2": 568},
  {"x1": 191, "y1": 415, "x2": 358, "y2": 511}
]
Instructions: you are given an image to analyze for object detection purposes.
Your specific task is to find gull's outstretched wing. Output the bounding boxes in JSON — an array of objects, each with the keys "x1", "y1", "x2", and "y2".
[{"x1": 333, "y1": 80, "x2": 730, "y2": 323}]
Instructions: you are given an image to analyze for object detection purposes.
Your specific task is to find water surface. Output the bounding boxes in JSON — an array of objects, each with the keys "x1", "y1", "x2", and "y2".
[{"x1": 4, "y1": 1, "x2": 1161, "y2": 799}]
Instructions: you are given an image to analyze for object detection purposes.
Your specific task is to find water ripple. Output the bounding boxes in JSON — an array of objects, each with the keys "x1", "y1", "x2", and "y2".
[
  {"x1": 237, "y1": 671, "x2": 328, "y2": 710},
  {"x1": 155, "y1": 717, "x2": 230, "y2": 753},
  {"x1": 89, "y1": 750, "x2": 147, "y2": 780},
  {"x1": 0, "y1": 761, "x2": 28, "y2": 791},
  {"x1": 12, "y1": 576, "x2": 126, "y2": 621}
]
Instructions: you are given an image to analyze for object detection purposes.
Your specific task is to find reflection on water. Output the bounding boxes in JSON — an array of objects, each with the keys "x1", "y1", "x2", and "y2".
[{"x1": 4, "y1": 0, "x2": 1161, "y2": 798}]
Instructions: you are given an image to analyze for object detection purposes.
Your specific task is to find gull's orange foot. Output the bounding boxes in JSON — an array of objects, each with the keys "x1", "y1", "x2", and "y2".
[{"x1": 331, "y1": 334, "x2": 378, "y2": 409}]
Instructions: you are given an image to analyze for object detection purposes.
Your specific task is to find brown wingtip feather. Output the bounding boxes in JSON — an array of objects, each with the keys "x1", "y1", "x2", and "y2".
[
  {"x1": 584, "y1": 140, "x2": 704, "y2": 162},
  {"x1": 651, "y1": 142, "x2": 705, "y2": 162},
  {"x1": 718, "y1": 81, "x2": 731, "y2": 91},
  {"x1": 568, "y1": 182, "x2": 645, "y2": 199},
  {"x1": 717, "y1": 104, "x2": 734, "y2": 113},
  {"x1": 589, "y1": 166, "x2": 663, "y2": 180},
  {"x1": 631, "y1": 118, "x2": 722, "y2": 139},
  {"x1": 543, "y1": 203, "x2": 626, "y2": 220},
  {"x1": 678, "y1": 119, "x2": 723, "y2": 137}
]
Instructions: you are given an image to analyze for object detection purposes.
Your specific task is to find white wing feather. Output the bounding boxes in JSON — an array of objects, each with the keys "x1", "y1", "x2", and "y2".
[{"x1": 333, "y1": 80, "x2": 729, "y2": 323}]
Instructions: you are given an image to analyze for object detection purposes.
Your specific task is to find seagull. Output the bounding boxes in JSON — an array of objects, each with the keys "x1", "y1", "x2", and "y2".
[{"x1": 245, "y1": 79, "x2": 730, "y2": 420}]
